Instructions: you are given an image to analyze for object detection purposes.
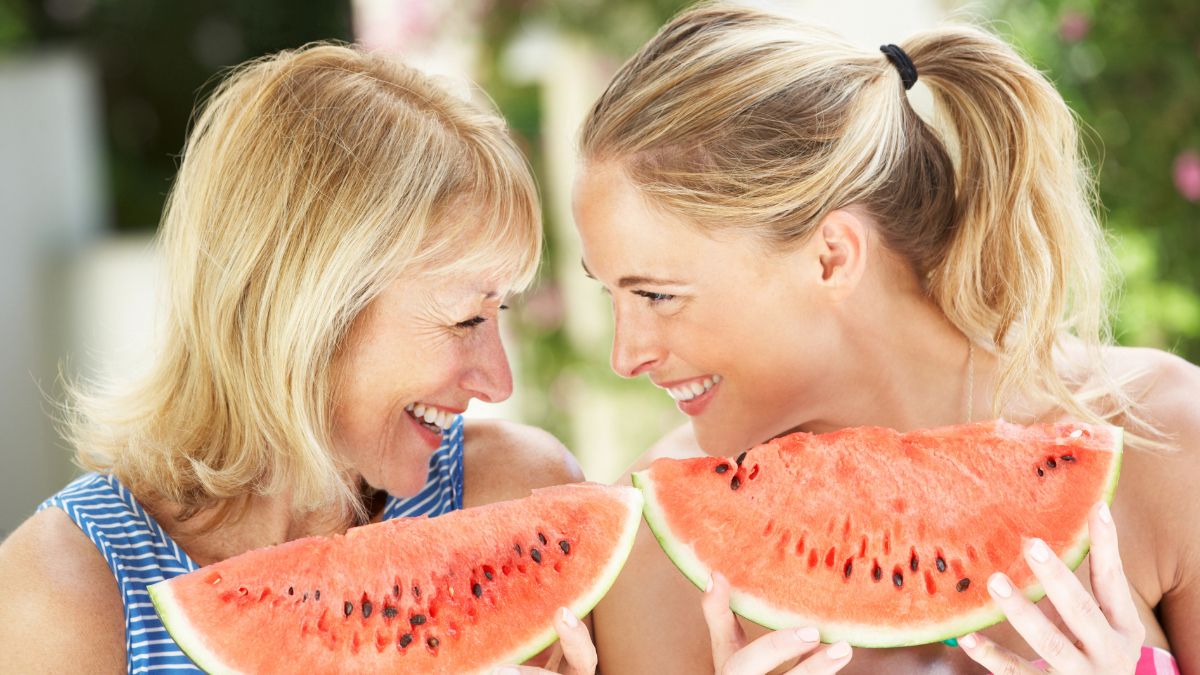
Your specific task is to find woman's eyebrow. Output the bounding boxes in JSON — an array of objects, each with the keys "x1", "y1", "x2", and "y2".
[{"x1": 580, "y1": 258, "x2": 683, "y2": 287}]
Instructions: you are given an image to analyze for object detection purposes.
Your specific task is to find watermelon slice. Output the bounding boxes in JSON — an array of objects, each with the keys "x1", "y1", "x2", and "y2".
[
  {"x1": 149, "y1": 483, "x2": 642, "y2": 674},
  {"x1": 633, "y1": 420, "x2": 1122, "y2": 647}
]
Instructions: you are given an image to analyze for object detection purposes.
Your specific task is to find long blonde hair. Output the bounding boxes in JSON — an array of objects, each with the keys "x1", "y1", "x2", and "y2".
[
  {"x1": 581, "y1": 4, "x2": 1148, "y2": 437},
  {"x1": 66, "y1": 43, "x2": 541, "y2": 526}
]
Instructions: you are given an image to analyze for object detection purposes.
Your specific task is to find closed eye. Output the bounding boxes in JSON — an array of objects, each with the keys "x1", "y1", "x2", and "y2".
[
  {"x1": 454, "y1": 305, "x2": 508, "y2": 330},
  {"x1": 633, "y1": 290, "x2": 676, "y2": 304}
]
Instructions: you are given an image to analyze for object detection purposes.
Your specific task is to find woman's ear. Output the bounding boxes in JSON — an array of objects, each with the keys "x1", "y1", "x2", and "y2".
[{"x1": 809, "y1": 208, "x2": 870, "y2": 297}]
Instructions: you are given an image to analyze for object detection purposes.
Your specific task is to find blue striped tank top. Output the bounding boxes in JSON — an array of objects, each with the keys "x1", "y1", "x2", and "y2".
[{"x1": 39, "y1": 415, "x2": 465, "y2": 673}]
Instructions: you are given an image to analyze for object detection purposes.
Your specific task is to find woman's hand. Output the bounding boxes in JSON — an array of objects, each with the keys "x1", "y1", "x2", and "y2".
[
  {"x1": 493, "y1": 607, "x2": 597, "y2": 675},
  {"x1": 702, "y1": 572, "x2": 853, "y2": 674},
  {"x1": 958, "y1": 501, "x2": 1147, "y2": 674}
]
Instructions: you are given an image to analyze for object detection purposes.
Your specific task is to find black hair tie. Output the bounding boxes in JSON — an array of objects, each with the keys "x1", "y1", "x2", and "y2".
[{"x1": 880, "y1": 44, "x2": 918, "y2": 90}]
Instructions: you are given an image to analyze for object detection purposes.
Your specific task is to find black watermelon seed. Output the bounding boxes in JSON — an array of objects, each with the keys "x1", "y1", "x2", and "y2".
[
  {"x1": 559, "y1": 540, "x2": 570, "y2": 555},
  {"x1": 393, "y1": 584, "x2": 400, "y2": 597},
  {"x1": 735, "y1": 451, "x2": 747, "y2": 466},
  {"x1": 1047, "y1": 458, "x2": 1057, "y2": 468},
  {"x1": 843, "y1": 560, "x2": 853, "y2": 578},
  {"x1": 538, "y1": 533, "x2": 548, "y2": 545},
  {"x1": 413, "y1": 585, "x2": 421, "y2": 599},
  {"x1": 399, "y1": 633, "x2": 413, "y2": 648},
  {"x1": 472, "y1": 583, "x2": 483, "y2": 598},
  {"x1": 1062, "y1": 454, "x2": 1076, "y2": 462},
  {"x1": 362, "y1": 601, "x2": 372, "y2": 618},
  {"x1": 531, "y1": 548, "x2": 543, "y2": 564},
  {"x1": 715, "y1": 464, "x2": 729, "y2": 474},
  {"x1": 314, "y1": 590, "x2": 320, "y2": 601},
  {"x1": 384, "y1": 607, "x2": 398, "y2": 619},
  {"x1": 956, "y1": 578, "x2": 971, "y2": 592},
  {"x1": 892, "y1": 571, "x2": 904, "y2": 588},
  {"x1": 287, "y1": 586, "x2": 294, "y2": 596},
  {"x1": 410, "y1": 614, "x2": 427, "y2": 625},
  {"x1": 302, "y1": 592, "x2": 308, "y2": 602},
  {"x1": 936, "y1": 556, "x2": 947, "y2": 573},
  {"x1": 514, "y1": 544, "x2": 522, "y2": 556},
  {"x1": 910, "y1": 553, "x2": 919, "y2": 572},
  {"x1": 1037, "y1": 467, "x2": 1045, "y2": 477},
  {"x1": 730, "y1": 476, "x2": 742, "y2": 491},
  {"x1": 427, "y1": 637, "x2": 440, "y2": 649},
  {"x1": 872, "y1": 564, "x2": 882, "y2": 581},
  {"x1": 344, "y1": 601, "x2": 353, "y2": 617},
  {"x1": 484, "y1": 570, "x2": 494, "y2": 581}
]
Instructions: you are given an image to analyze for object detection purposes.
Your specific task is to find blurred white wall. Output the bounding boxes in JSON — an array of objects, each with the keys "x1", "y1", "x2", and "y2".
[{"x1": 0, "y1": 50, "x2": 107, "y2": 537}]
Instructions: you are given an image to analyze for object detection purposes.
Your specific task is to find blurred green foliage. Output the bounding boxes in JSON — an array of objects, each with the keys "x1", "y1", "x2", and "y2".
[
  {"x1": 997, "y1": 0, "x2": 1200, "y2": 359},
  {"x1": 2, "y1": 0, "x2": 351, "y2": 231}
]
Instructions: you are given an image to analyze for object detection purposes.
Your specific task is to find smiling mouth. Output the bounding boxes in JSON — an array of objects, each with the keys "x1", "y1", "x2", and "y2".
[
  {"x1": 404, "y1": 403, "x2": 456, "y2": 435},
  {"x1": 665, "y1": 375, "x2": 722, "y2": 401}
]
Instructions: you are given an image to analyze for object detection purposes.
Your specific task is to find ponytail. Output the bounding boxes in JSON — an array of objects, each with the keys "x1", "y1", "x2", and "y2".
[{"x1": 904, "y1": 26, "x2": 1114, "y2": 417}]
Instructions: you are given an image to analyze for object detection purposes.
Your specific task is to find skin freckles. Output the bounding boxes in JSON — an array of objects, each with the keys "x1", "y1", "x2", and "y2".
[{"x1": 330, "y1": 268, "x2": 514, "y2": 498}]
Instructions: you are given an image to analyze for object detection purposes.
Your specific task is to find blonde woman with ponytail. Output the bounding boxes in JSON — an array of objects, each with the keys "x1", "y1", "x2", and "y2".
[
  {"x1": 0, "y1": 44, "x2": 595, "y2": 672},
  {"x1": 573, "y1": 4, "x2": 1197, "y2": 674}
]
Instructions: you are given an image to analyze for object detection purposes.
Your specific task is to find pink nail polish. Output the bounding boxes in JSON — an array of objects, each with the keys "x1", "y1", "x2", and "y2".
[
  {"x1": 705, "y1": 574, "x2": 713, "y2": 593},
  {"x1": 559, "y1": 607, "x2": 578, "y2": 627},
  {"x1": 988, "y1": 573, "x2": 1013, "y2": 598},
  {"x1": 959, "y1": 634, "x2": 978, "y2": 649},
  {"x1": 1098, "y1": 502, "x2": 1113, "y2": 524}
]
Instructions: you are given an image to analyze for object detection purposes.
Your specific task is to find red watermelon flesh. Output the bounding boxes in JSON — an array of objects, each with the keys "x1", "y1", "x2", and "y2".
[
  {"x1": 150, "y1": 483, "x2": 642, "y2": 674},
  {"x1": 633, "y1": 420, "x2": 1122, "y2": 647}
]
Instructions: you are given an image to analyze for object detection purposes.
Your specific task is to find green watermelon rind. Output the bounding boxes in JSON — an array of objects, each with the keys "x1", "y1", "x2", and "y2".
[
  {"x1": 149, "y1": 486, "x2": 645, "y2": 674},
  {"x1": 150, "y1": 582, "x2": 235, "y2": 675},
  {"x1": 482, "y1": 486, "x2": 645, "y2": 673},
  {"x1": 633, "y1": 426, "x2": 1123, "y2": 648}
]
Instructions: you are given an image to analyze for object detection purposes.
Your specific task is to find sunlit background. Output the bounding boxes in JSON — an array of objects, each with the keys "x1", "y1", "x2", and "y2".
[{"x1": 1, "y1": 0, "x2": 1197, "y2": 538}]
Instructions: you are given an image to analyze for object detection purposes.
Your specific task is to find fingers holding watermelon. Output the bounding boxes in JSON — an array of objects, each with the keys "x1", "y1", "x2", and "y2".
[
  {"x1": 494, "y1": 607, "x2": 598, "y2": 675},
  {"x1": 701, "y1": 572, "x2": 852, "y2": 675},
  {"x1": 959, "y1": 501, "x2": 1145, "y2": 674}
]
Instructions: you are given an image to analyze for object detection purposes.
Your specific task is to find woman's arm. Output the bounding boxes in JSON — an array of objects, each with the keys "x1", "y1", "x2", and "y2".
[{"x1": 0, "y1": 507, "x2": 126, "y2": 672}]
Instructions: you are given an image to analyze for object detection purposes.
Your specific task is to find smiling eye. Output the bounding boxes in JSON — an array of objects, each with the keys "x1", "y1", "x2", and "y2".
[
  {"x1": 455, "y1": 316, "x2": 487, "y2": 329},
  {"x1": 633, "y1": 290, "x2": 676, "y2": 304}
]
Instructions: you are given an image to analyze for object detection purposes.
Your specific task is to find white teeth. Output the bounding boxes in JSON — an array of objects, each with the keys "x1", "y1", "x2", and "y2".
[
  {"x1": 666, "y1": 376, "x2": 720, "y2": 402},
  {"x1": 408, "y1": 402, "x2": 454, "y2": 431}
]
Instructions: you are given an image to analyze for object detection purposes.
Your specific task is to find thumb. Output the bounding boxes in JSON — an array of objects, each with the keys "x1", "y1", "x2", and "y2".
[
  {"x1": 701, "y1": 572, "x2": 747, "y2": 671},
  {"x1": 554, "y1": 607, "x2": 597, "y2": 675}
]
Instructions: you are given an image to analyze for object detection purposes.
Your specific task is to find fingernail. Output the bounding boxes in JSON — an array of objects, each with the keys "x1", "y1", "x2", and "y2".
[
  {"x1": 988, "y1": 573, "x2": 1013, "y2": 598},
  {"x1": 827, "y1": 641, "x2": 851, "y2": 659},
  {"x1": 493, "y1": 668, "x2": 520, "y2": 675},
  {"x1": 959, "y1": 633, "x2": 978, "y2": 649},
  {"x1": 559, "y1": 607, "x2": 578, "y2": 627},
  {"x1": 1028, "y1": 538, "x2": 1051, "y2": 563},
  {"x1": 1098, "y1": 502, "x2": 1113, "y2": 524},
  {"x1": 706, "y1": 574, "x2": 714, "y2": 593},
  {"x1": 795, "y1": 627, "x2": 820, "y2": 642}
]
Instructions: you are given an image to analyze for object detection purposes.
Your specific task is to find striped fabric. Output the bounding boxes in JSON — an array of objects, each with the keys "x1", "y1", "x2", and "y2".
[{"x1": 39, "y1": 415, "x2": 465, "y2": 673}]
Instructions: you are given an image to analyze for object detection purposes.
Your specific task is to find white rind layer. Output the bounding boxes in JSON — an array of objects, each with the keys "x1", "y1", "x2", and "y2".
[
  {"x1": 149, "y1": 581, "x2": 238, "y2": 675},
  {"x1": 633, "y1": 426, "x2": 1124, "y2": 647}
]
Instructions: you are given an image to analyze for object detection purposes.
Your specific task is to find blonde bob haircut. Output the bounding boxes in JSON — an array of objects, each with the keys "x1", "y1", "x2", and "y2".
[
  {"x1": 582, "y1": 4, "x2": 1157, "y2": 443},
  {"x1": 67, "y1": 43, "x2": 541, "y2": 526}
]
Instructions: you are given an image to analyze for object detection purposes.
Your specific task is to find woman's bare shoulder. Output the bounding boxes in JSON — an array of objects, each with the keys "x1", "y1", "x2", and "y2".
[
  {"x1": 0, "y1": 507, "x2": 126, "y2": 671},
  {"x1": 461, "y1": 419, "x2": 585, "y2": 508},
  {"x1": 625, "y1": 422, "x2": 706, "y2": 476}
]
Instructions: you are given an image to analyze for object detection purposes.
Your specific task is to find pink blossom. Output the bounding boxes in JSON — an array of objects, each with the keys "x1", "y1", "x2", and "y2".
[
  {"x1": 1174, "y1": 150, "x2": 1200, "y2": 202},
  {"x1": 1059, "y1": 11, "x2": 1091, "y2": 43}
]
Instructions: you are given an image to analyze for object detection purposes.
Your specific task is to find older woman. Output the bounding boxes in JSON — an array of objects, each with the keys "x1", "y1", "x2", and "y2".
[{"x1": 0, "y1": 44, "x2": 585, "y2": 672}]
